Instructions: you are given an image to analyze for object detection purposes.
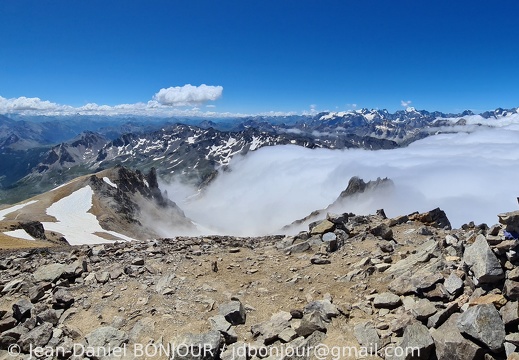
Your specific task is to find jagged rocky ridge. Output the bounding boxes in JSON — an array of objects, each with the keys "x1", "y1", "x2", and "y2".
[
  {"x1": 1, "y1": 205, "x2": 519, "y2": 359},
  {"x1": 0, "y1": 166, "x2": 194, "y2": 245},
  {"x1": 283, "y1": 176, "x2": 394, "y2": 232}
]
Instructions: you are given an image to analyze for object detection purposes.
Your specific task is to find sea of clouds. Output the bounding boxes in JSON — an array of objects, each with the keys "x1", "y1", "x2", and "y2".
[{"x1": 165, "y1": 119, "x2": 519, "y2": 236}]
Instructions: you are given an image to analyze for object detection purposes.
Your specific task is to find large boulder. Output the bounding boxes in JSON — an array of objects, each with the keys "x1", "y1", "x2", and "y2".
[
  {"x1": 431, "y1": 313, "x2": 485, "y2": 360},
  {"x1": 392, "y1": 322, "x2": 435, "y2": 360},
  {"x1": 33, "y1": 263, "x2": 66, "y2": 283},
  {"x1": 18, "y1": 322, "x2": 53, "y2": 353},
  {"x1": 498, "y1": 210, "x2": 519, "y2": 234},
  {"x1": 457, "y1": 304, "x2": 506, "y2": 353},
  {"x1": 373, "y1": 292, "x2": 402, "y2": 309},
  {"x1": 219, "y1": 300, "x2": 246, "y2": 325},
  {"x1": 463, "y1": 235, "x2": 504, "y2": 284}
]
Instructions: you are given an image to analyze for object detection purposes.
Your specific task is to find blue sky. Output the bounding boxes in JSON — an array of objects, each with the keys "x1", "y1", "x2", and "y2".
[{"x1": 1, "y1": 0, "x2": 518, "y2": 116}]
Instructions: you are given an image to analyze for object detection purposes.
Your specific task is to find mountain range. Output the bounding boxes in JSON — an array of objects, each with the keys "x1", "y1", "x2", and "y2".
[{"x1": 1, "y1": 107, "x2": 518, "y2": 204}]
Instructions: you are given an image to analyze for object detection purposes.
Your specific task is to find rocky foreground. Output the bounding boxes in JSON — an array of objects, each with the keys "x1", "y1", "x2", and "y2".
[{"x1": 1, "y1": 208, "x2": 519, "y2": 359}]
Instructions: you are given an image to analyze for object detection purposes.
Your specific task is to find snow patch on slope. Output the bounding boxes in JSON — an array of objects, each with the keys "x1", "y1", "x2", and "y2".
[
  {"x1": 3, "y1": 229, "x2": 35, "y2": 241},
  {"x1": 103, "y1": 177, "x2": 117, "y2": 188},
  {"x1": 42, "y1": 186, "x2": 135, "y2": 245},
  {"x1": 0, "y1": 200, "x2": 39, "y2": 220}
]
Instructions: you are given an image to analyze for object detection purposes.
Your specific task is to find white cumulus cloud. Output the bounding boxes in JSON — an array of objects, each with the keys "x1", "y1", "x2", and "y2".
[
  {"x1": 401, "y1": 100, "x2": 412, "y2": 107},
  {"x1": 153, "y1": 84, "x2": 223, "y2": 106}
]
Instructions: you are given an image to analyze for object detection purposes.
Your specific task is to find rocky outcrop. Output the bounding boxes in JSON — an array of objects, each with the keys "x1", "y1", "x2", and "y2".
[{"x1": 2, "y1": 205, "x2": 519, "y2": 360}]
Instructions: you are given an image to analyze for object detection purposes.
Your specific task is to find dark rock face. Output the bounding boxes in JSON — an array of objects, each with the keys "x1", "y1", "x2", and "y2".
[
  {"x1": 338, "y1": 176, "x2": 393, "y2": 198},
  {"x1": 20, "y1": 221, "x2": 46, "y2": 240},
  {"x1": 409, "y1": 208, "x2": 451, "y2": 229}
]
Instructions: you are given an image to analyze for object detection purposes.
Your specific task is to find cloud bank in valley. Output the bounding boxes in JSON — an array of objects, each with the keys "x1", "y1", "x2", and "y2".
[{"x1": 166, "y1": 122, "x2": 519, "y2": 236}]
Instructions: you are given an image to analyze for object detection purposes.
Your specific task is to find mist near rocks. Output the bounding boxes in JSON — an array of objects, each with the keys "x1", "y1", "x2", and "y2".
[{"x1": 162, "y1": 122, "x2": 519, "y2": 236}]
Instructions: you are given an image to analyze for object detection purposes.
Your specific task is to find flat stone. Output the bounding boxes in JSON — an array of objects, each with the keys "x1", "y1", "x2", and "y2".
[
  {"x1": 177, "y1": 331, "x2": 221, "y2": 360},
  {"x1": 410, "y1": 298, "x2": 437, "y2": 321},
  {"x1": 469, "y1": 294, "x2": 507, "y2": 309},
  {"x1": 310, "y1": 220, "x2": 335, "y2": 235},
  {"x1": 33, "y1": 263, "x2": 66, "y2": 283},
  {"x1": 373, "y1": 292, "x2": 402, "y2": 309}
]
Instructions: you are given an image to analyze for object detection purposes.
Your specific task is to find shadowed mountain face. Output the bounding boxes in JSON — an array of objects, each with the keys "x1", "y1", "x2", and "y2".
[{"x1": 0, "y1": 166, "x2": 194, "y2": 245}]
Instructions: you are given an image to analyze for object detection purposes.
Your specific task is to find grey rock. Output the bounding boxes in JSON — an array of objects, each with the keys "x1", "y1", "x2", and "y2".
[
  {"x1": 29, "y1": 283, "x2": 51, "y2": 303},
  {"x1": 504, "y1": 279, "x2": 519, "y2": 300},
  {"x1": 18, "y1": 322, "x2": 53, "y2": 353},
  {"x1": 322, "y1": 232, "x2": 338, "y2": 252},
  {"x1": 293, "y1": 310, "x2": 327, "y2": 337},
  {"x1": 0, "y1": 316, "x2": 17, "y2": 333},
  {"x1": 498, "y1": 210, "x2": 519, "y2": 233},
  {"x1": 132, "y1": 257, "x2": 145, "y2": 266},
  {"x1": 220, "y1": 342, "x2": 248, "y2": 360},
  {"x1": 176, "y1": 331, "x2": 221, "y2": 360},
  {"x1": 129, "y1": 317, "x2": 154, "y2": 342},
  {"x1": 36, "y1": 309, "x2": 60, "y2": 326},
  {"x1": 250, "y1": 311, "x2": 291, "y2": 345},
  {"x1": 278, "y1": 327, "x2": 298, "y2": 343},
  {"x1": 371, "y1": 223, "x2": 393, "y2": 240},
  {"x1": 353, "y1": 321, "x2": 383, "y2": 354},
  {"x1": 506, "y1": 333, "x2": 519, "y2": 346},
  {"x1": 52, "y1": 288, "x2": 74, "y2": 309},
  {"x1": 508, "y1": 267, "x2": 519, "y2": 281},
  {"x1": 444, "y1": 273, "x2": 464, "y2": 296},
  {"x1": 505, "y1": 342, "x2": 517, "y2": 358},
  {"x1": 95, "y1": 271, "x2": 110, "y2": 284},
  {"x1": 373, "y1": 292, "x2": 402, "y2": 309},
  {"x1": 422, "y1": 283, "x2": 451, "y2": 302},
  {"x1": 33, "y1": 263, "x2": 66, "y2": 283},
  {"x1": 155, "y1": 273, "x2": 176, "y2": 294},
  {"x1": 209, "y1": 315, "x2": 236, "y2": 345},
  {"x1": 310, "y1": 219, "x2": 335, "y2": 235},
  {"x1": 1, "y1": 278, "x2": 24, "y2": 294},
  {"x1": 410, "y1": 298, "x2": 437, "y2": 321},
  {"x1": 431, "y1": 313, "x2": 485, "y2": 360},
  {"x1": 457, "y1": 304, "x2": 506, "y2": 352},
  {"x1": 85, "y1": 326, "x2": 129, "y2": 356},
  {"x1": 386, "y1": 240, "x2": 439, "y2": 276},
  {"x1": 393, "y1": 322, "x2": 435, "y2": 360},
  {"x1": 310, "y1": 256, "x2": 331, "y2": 265},
  {"x1": 12, "y1": 298, "x2": 33, "y2": 322},
  {"x1": 303, "y1": 299, "x2": 339, "y2": 321},
  {"x1": 285, "y1": 241, "x2": 311, "y2": 253},
  {"x1": 219, "y1": 300, "x2": 246, "y2": 325},
  {"x1": 463, "y1": 235, "x2": 504, "y2": 284},
  {"x1": 427, "y1": 302, "x2": 460, "y2": 328},
  {"x1": 499, "y1": 301, "x2": 519, "y2": 326}
]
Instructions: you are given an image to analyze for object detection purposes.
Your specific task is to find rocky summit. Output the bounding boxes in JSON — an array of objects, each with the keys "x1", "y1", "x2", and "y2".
[{"x1": 1, "y1": 205, "x2": 519, "y2": 359}]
